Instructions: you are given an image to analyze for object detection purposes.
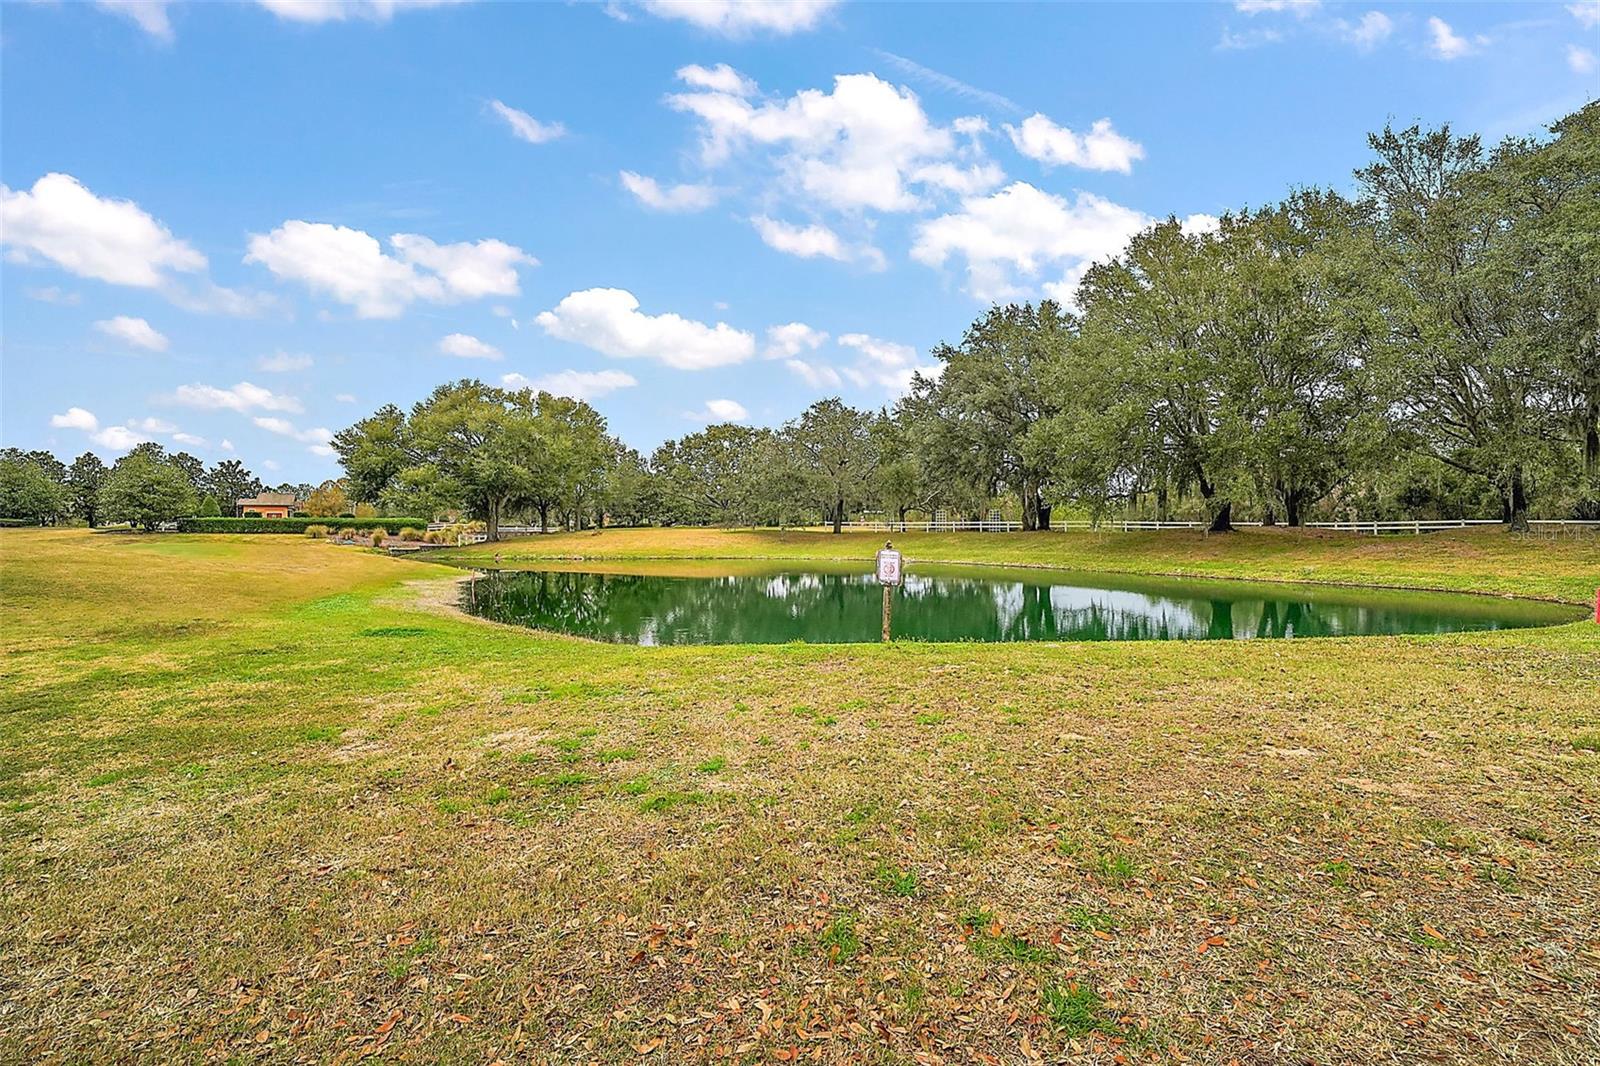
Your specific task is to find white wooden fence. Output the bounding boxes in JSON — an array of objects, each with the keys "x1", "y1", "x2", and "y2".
[
  {"x1": 425, "y1": 518, "x2": 1597, "y2": 541},
  {"x1": 838, "y1": 518, "x2": 1600, "y2": 536}
]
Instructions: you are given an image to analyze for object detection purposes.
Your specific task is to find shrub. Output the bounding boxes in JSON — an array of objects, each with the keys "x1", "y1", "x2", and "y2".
[
  {"x1": 397, "y1": 526, "x2": 423, "y2": 541},
  {"x1": 304, "y1": 524, "x2": 331, "y2": 539},
  {"x1": 369, "y1": 528, "x2": 386, "y2": 546},
  {"x1": 173, "y1": 517, "x2": 428, "y2": 534}
]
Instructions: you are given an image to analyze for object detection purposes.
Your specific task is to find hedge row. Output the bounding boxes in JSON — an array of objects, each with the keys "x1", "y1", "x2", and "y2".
[{"x1": 174, "y1": 517, "x2": 429, "y2": 534}]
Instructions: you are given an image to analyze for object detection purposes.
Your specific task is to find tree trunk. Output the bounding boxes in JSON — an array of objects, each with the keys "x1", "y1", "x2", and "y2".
[
  {"x1": 1197, "y1": 472, "x2": 1232, "y2": 533},
  {"x1": 1156, "y1": 484, "x2": 1169, "y2": 524},
  {"x1": 832, "y1": 499, "x2": 843, "y2": 535},
  {"x1": 1021, "y1": 480, "x2": 1040, "y2": 532},
  {"x1": 486, "y1": 498, "x2": 501, "y2": 542},
  {"x1": 1038, "y1": 501, "x2": 1052, "y2": 530},
  {"x1": 1507, "y1": 466, "x2": 1529, "y2": 533},
  {"x1": 1285, "y1": 490, "x2": 1302, "y2": 527},
  {"x1": 538, "y1": 502, "x2": 549, "y2": 533},
  {"x1": 1261, "y1": 506, "x2": 1276, "y2": 527},
  {"x1": 1585, "y1": 402, "x2": 1599, "y2": 478}
]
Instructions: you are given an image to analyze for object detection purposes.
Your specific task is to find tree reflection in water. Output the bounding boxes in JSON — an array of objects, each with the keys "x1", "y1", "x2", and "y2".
[{"x1": 462, "y1": 565, "x2": 1574, "y2": 645}]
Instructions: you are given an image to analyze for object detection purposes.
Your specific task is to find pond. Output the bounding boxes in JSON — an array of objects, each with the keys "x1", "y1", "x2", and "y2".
[{"x1": 458, "y1": 561, "x2": 1582, "y2": 645}]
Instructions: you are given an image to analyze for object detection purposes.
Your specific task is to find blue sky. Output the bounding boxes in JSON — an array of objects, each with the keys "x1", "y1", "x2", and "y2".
[{"x1": 3, "y1": 0, "x2": 1597, "y2": 483}]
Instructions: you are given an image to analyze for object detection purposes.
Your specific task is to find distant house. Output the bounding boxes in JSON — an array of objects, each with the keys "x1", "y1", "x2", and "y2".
[{"x1": 236, "y1": 493, "x2": 298, "y2": 518}]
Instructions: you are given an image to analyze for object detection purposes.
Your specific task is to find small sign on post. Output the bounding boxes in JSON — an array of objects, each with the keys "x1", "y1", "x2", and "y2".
[
  {"x1": 875, "y1": 543, "x2": 903, "y2": 586},
  {"x1": 876, "y1": 542, "x2": 903, "y2": 642}
]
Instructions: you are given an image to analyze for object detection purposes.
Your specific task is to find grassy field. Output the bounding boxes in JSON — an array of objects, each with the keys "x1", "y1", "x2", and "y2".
[{"x1": 2, "y1": 527, "x2": 1598, "y2": 1064}]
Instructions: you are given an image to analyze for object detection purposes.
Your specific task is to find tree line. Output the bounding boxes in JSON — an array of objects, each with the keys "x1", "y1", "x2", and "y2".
[
  {"x1": 0, "y1": 445, "x2": 272, "y2": 529},
  {"x1": 331, "y1": 109, "x2": 1595, "y2": 537},
  {"x1": 4, "y1": 109, "x2": 1593, "y2": 536},
  {"x1": 904, "y1": 108, "x2": 1597, "y2": 533}
]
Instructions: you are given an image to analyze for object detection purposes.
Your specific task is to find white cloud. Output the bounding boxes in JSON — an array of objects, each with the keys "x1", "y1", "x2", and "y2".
[
  {"x1": 1427, "y1": 17, "x2": 1482, "y2": 60},
  {"x1": 838, "y1": 332, "x2": 916, "y2": 367},
  {"x1": 1218, "y1": 27, "x2": 1284, "y2": 49},
  {"x1": 635, "y1": 0, "x2": 838, "y2": 36},
  {"x1": 1568, "y1": 44, "x2": 1597, "y2": 73},
  {"x1": 784, "y1": 358, "x2": 843, "y2": 389},
  {"x1": 1234, "y1": 0, "x2": 1320, "y2": 14},
  {"x1": 837, "y1": 332, "x2": 933, "y2": 393},
  {"x1": 488, "y1": 100, "x2": 567, "y2": 144},
  {"x1": 93, "y1": 315, "x2": 169, "y2": 352},
  {"x1": 676, "y1": 63, "x2": 758, "y2": 95},
  {"x1": 169, "y1": 381, "x2": 303, "y2": 414},
  {"x1": 389, "y1": 233, "x2": 534, "y2": 299},
  {"x1": 667, "y1": 68, "x2": 982, "y2": 213},
  {"x1": 50, "y1": 407, "x2": 99, "y2": 432},
  {"x1": 439, "y1": 332, "x2": 502, "y2": 360},
  {"x1": 165, "y1": 281, "x2": 276, "y2": 317},
  {"x1": 763, "y1": 322, "x2": 828, "y2": 359},
  {"x1": 244, "y1": 221, "x2": 533, "y2": 317},
  {"x1": 751, "y1": 216, "x2": 845, "y2": 260},
  {"x1": 535, "y1": 288, "x2": 754, "y2": 370},
  {"x1": 1, "y1": 173, "x2": 205, "y2": 288},
  {"x1": 255, "y1": 1, "x2": 469, "y2": 24},
  {"x1": 1182, "y1": 213, "x2": 1222, "y2": 235},
  {"x1": 1004, "y1": 114, "x2": 1144, "y2": 174},
  {"x1": 257, "y1": 351, "x2": 314, "y2": 372},
  {"x1": 620, "y1": 171, "x2": 721, "y2": 212},
  {"x1": 1334, "y1": 11, "x2": 1393, "y2": 50},
  {"x1": 244, "y1": 222, "x2": 423, "y2": 317},
  {"x1": 261, "y1": 459, "x2": 281, "y2": 471},
  {"x1": 686, "y1": 398, "x2": 750, "y2": 422},
  {"x1": 26, "y1": 286, "x2": 80, "y2": 305},
  {"x1": 220, "y1": 439, "x2": 236, "y2": 451},
  {"x1": 911, "y1": 181, "x2": 1151, "y2": 302},
  {"x1": 752, "y1": 216, "x2": 887, "y2": 270},
  {"x1": 129, "y1": 417, "x2": 177, "y2": 433},
  {"x1": 501, "y1": 369, "x2": 638, "y2": 400},
  {"x1": 334, "y1": 393, "x2": 357, "y2": 404},
  {"x1": 90, "y1": 425, "x2": 149, "y2": 452},
  {"x1": 96, "y1": 0, "x2": 174, "y2": 40},
  {"x1": 253, "y1": 416, "x2": 334, "y2": 447},
  {"x1": 908, "y1": 160, "x2": 1006, "y2": 197},
  {"x1": 1569, "y1": 2, "x2": 1600, "y2": 29},
  {"x1": 781, "y1": 332, "x2": 931, "y2": 395},
  {"x1": 172, "y1": 432, "x2": 208, "y2": 447}
]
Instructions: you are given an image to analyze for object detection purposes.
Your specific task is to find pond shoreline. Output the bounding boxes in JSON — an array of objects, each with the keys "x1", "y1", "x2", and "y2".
[
  {"x1": 452, "y1": 561, "x2": 1584, "y2": 646},
  {"x1": 430, "y1": 548, "x2": 1595, "y2": 609}
]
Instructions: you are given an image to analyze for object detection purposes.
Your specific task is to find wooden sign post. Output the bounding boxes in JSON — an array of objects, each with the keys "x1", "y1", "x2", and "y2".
[{"x1": 876, "y1": 542, "x2": 903, "y2": 642}]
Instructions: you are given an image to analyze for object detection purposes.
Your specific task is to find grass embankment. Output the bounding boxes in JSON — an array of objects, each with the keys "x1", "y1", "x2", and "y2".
[
  {"x1": 2, "y1": 528, "x2": 1598, "y2": 1064},
  {"x1": 434, "y1": 525, "x2": 1600, "y2": 605}
]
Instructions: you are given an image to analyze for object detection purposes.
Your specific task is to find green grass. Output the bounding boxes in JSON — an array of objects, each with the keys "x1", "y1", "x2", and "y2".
[
  {"x1": 876, "y1": 863, "x2": 919, "y2": 897},
  {"x1": 1041, "y1": 981, "x2": 1111, "y2": 1038},
  {"x1": 819, "y1": 912, "x2": 861, "y2": 963},
  {"x1": 1, "y1": 527, "x2": 1597, "y2": 1064}
]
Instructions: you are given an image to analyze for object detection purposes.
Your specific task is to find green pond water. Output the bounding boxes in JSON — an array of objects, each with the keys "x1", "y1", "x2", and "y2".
[{"x1": 458, "y1": 562, "x2": 1582, "y2": 645}]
